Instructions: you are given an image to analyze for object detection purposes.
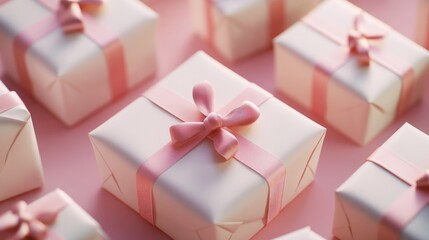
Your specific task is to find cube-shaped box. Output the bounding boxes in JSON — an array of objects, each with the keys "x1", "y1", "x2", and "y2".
[
  {"x1": 0, "y1": 189, "x2": 107, "y2": 239},
  {"x1": 0, "y1": 0, "x2": 158, "y2": 126},
  {"x1": 89, "y1": 51, "x2": 326, "y2": 240},
  {"x1": 333, "y1": 123, "x2": 429, "y2": 239},
  {"x1": 0, "y1": 81, "x2": 43, "y2": 201},
  {"x1": 416, "y1": 0, "x2": 429, "y2": 49},
  {"x1": 275, "y1": 0, "x2": 429, "y2": 145},
  {"x1": 188, "y1": 0, "x2": 320, "y2": 62},
  {"x1": 273, "y1": 227, "x2": 325, "y2": 240}
]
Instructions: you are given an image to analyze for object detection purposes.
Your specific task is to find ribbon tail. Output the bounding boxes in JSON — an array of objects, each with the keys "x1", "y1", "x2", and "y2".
[
  {"x1": 59, "y1": 3, "x2": 84, "y2": 32},
  {"x1": 211, "y1": 129, "x2": 238, "y2": 160},
  {"x1": 0, "y1": 213, "x2": 19, "y2": 232},
  {"x1": 170, "y1": 122, "x2": 206, "y2": 145}
]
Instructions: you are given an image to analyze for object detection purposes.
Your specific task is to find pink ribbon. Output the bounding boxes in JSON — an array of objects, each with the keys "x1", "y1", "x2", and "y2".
[
  {"x1": 347, "y1": 14, "x2": 385, "y2": 66},
  {"x1": 0, "y1": 193, "x2": 67, "y2": 240},
  {"x1": 170, "y1": 82, "x2": 260, "y2": 160},
  {"x1": 137, "y1": 81, "x2": 286, "y2": 226},
  {"x1": 367, "y1": 147, "x2": 429, "y2": 239},
  {"x1": 204, "y1": 0, "x2": 285, "y2": 47},
  {"x1": 0, "y1": 92, "x2": 23, "y2": 114},
  {"x1": 58, "y1": 0, "x2": 104, "y2": 33},
  {"x1": 304, "y1": 12, "x2": 416, "y2": 119},
  {"x1": 11, "y1": 0, "x2": 127, "y2": 100}
]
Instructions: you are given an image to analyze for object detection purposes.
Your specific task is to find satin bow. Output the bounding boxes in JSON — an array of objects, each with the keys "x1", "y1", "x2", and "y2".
[
  {"x1": 416, "y1": 169, "x2": 429, "y2": 189},
  {"x1": 0, "y1": 201, "x2": 62, "y2": 240},
  {"x1": 59, "y1": 0, "x2": 104, "y2": 33},
  {"x1": 348, "y1": 14, "x2": 385, "y2": 66},
  {"x1": 169, "y1": 82, "x2": 260, "y2": 160}
]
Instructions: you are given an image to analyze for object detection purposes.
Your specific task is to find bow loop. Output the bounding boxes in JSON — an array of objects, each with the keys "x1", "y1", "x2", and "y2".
[
  {"x1": 193, "y1": 81, "x2": 214, "y2": 115},
  {"x1": 347, "y1": 14, "x2": 385, "y2": 66},
  {"x1": 416, "y1": 170, "x2": 429, "y2": 190},
  {"x1": 59, "y1": 0, "x2": 104, "y2": 33},
  {"x1": 0, "y1": 200, "x2": 64, "y2": 240},
  {"x1": 169, "y1": 82, "x2": 260, "y2": 160}
]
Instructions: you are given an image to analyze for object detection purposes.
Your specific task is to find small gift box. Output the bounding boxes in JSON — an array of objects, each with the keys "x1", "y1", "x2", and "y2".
[
  {"x1": 188, "y1": 0, "x2": 321, "y2": 62},
  {"x1": 274, "y1": 0, "x2": 429, "y2": 145},
  {"x1": 333, "y1": 123, "x2": 429, "y2": 239},
  {"x1": 416, "y1": 0, "x2": 429, "y2": 49},
  {"x1": 0, "y1": 81, "x2": 44, "y2": 201},
  {"x1": 273, "y1": 227, "x2": 325, "y2": 240},
  {"x1": 0, "y1": 0, "x2": 158, "y2": 126},
  {"x1": 89, "y1": 51, "x2": 326, "y2": 240},
  {"x1": 0, "y1": 189, "x2": 107, "y2": 239}
]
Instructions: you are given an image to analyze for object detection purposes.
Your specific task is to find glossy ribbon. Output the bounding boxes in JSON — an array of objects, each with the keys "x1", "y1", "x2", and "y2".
[
  {"x1": 204, "y1": 0, "x2": 285, "y2": 46},
  {"x1": 137, "y1": 82, "x2": 286, "y2": 226},
  {"x1": 368, "y1": 147, "x2": 429, "y2": 239},
  {"x1": 0, "y1": 193, "x2": 67, "y2": 240},
  {"x1": 11, "y1": 0, "x2": 127, "y2": 99},
  {"x1": 170, "y1": 82, "x2": 260, "y2": 160},
  {"x1": 59, "y1": 0, "x2": 104, "y2": 32},
  {"x1": 0, "y1": 92, "x2": 23, "y2": 114},
  {"x1": 303, "y1": 12, "x2": 415, "y2": 119}
]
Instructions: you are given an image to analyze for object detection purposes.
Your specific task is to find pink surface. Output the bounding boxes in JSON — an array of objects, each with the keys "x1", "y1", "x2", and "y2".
[{"x1": 0, "y1": 0, "x2": 428, "y2": 239}]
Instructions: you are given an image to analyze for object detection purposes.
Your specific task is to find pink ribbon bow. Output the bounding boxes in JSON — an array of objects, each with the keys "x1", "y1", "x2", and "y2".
[
  {"x1": 416, "y1": 169, "x2": 429, "y2": 189},
  {"x1": 169, "y1": 82, "x2": 260, "y2": 160},
  {"x1": 59, "y1": 0, "x2": 104, "y2": 32},
  {"x1": 348, "y1": 14, "x2": 385, "y2": 65},
  {"x1": 0, "y1": 201, "x2": 62, "y2": 240}
]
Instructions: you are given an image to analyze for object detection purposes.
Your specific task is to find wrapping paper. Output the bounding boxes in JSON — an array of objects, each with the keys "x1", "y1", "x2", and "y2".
[
  {"x1": 0, "y1": 81, "x2": 43, "y2": 201},
  {"x1": 274, "y1": 0, "x2": 429, "y2": 145},
  {"x1": 0, "y1": 0, "x2": 158, "y2": 126},
  {"x1": 333, "y1": 123, "x2": 429, "y2": 240},
  {"x1": 188, "y1": 0, "x2": 320, "y2": 62},
  {"x1": 0, "y1": 189, "x2": 107, "y2": 239},
  {"x1": 89, "y1": 51, "x2": 326, "y2": 240},
  {"x1": 273, "y1": 227, "x2": 325, "y2": 240},
  {"x1": 416, "y1": 0, "x2": 429, "y2": 49}
]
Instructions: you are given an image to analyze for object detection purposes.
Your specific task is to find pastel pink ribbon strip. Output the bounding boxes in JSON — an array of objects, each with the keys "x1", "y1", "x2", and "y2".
[
  {"x1": 303, "y1": 12, "x2": 415, "y2": 119},
  {"x1": 204, "y1": 0, "x2": 285, "y2": 46},
  {"x1": 137, "y1": 82, "x2": 286, "y2": 226},
  {"x1": 11, "y1": 0, "x2": 127, "y2": 100},
  {"x1": 0, "y1": 193, "x2": 67, "y2": 240},
  {"x1": 0, "y1": 92, "x2": 23, "y2": 114},
  {"x1": 368, "y1": 147, "x2": 429, "y2": 239}
]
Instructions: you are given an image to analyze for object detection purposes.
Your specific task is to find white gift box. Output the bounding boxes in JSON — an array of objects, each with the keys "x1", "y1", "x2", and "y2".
[
  {"x1": 416, "y1": 0, "x2": 429, "y2": 49},
  {"x1": 188, "y1": 0, "x2": 321, "y2": 62},
  {"x1": 275, "y1": 0, "x2": 429, "y2": 145},
  {"x1": 0, "y1": 189, "x2": 107, "y2": 239},
  {"x1": 273, "y1": 227, "x2": 325, "y2": 240},
  {"x1": 0, "y1": 81, "x2": 43, "y2": 201},
  {"x1": 89, "y1": 51, "x2": 326, "y2": 240},
  {"x1": 333, "y1": 123, "x2": 429, "y2": 239},
  {"x1": 0, "y1": 0, "x2": 158, "y2": 126}
]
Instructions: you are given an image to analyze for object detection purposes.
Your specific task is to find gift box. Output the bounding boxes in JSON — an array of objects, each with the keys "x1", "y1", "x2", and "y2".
[
  {"x1": 0, "y1": 189, "x2": 107, "y2": 239},
  {"x1": 188, "y1": 0, "x2": 321, "y2": 62},
  {"x1": 89, "y1": 51, "x2": 326, "y2": 240},
  {"x1": 0, "y1": 0, "x2": 158, "y2": 126},
  {"x1": 0, "y1": 81, "x2": 44, "y2": 201},
  {"x1": 273, "y1": 227, "x2": 325, "y2": 240},
  {"x1": 333, "y1": 123, "x2": 429, "y2": 239},
  {"x1": 274, "y1": 0, "x2": 429, "y2": 145},
  {"x1": 416, "y1": 0, "x2": 429, "y2": 49}
]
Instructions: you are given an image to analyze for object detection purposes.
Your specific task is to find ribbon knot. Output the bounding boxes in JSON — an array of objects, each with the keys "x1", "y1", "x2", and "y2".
[
  {"x1": 0, "y1": 200, "x2": 64, "y2": 240},
  {"x1": 59, "y1": 0, "x2": 104, "y2": 33},
  {"x1": 416, "y1": 170, "x2": 429, "y2": 189},
  {"x1": 169, "y1": 82, "x2": 260, "y2": 160},
  {"x1": 347, "y1": 14, "x2": 385, "y2": 66}
]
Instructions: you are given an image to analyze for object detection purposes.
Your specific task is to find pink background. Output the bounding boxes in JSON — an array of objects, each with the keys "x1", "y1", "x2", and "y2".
[{"x1": 1, "y1": 0, "x2": 428, "y2": 239}]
